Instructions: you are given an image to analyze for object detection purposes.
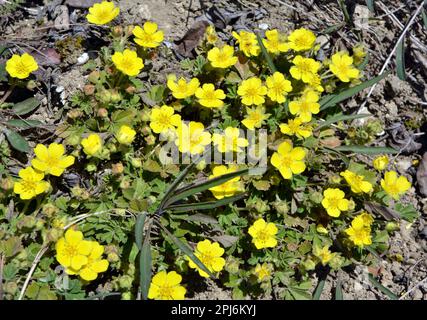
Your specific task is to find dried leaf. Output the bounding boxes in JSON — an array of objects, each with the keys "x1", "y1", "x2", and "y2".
[
  {"x1": 416, "y1": 152, "x2": 427, "y2": 197},
  {"x1": 174, "y1": 21, "x2": 210, "y2": 58}
]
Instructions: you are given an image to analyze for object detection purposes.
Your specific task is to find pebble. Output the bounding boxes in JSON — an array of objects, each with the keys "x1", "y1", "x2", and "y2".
[
  {"x1": 412, "y1": 289, "x2": 423, "y2": 300},
  {"x1": 258, "y1": 23, "x2": 269, "y2": 30},
  {"x1": 54, "y1": 5, "x2": 70, "y2": 31},
  {"x1": 76, "y1": 53, "x2": 89, "y2": 65}
]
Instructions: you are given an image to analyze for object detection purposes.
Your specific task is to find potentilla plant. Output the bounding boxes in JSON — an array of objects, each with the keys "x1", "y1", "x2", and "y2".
[{"x1": 0, "y1": 1, "x2": 418, "y2": 301}]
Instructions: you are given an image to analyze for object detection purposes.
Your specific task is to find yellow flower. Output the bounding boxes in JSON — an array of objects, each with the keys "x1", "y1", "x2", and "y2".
[
  {"x1": 56, "y1": 229, "x2": 93, "y2": 271},
  {"x1": 31, "y1": 143, "x2": 75, "y2": 177},
  {"x1": 237, "y1": 77, "x2": 267, "y2": 106},
  {"x1": 287, "y1": 28, "x2": 316, "y2": 51},
  {"x1": 340, "y1": 170, "x2": 373, "y2": 194},
  {"x1": 133, "y1": 21, "x2": 164, "y2": 48},
  {"x1": 13, "y1": 167, "x2": 50, "y2": 200},
  {"x1": 208, "y1": 165, "x2": 244, "y2": 200},
  {"x1": 373, "y1": 155, "x2": 389, "y2": 171},
  {"x1": 6, "y1": 53, "x2": 38, "y2": 79},
  {"x1": 289, "y1": 90, "x2": 320, "y2": 122},
  {"x1": 148, "y1": 270, "x2": 186, "y2": 300},
  {"x1": 167, "y1": 75, "x2": 200, "y2": 99},
  {"x1": 112, "y1": 49, "x2": 144, "y2": 77},
  {"x1": 381, "y1": 171, "x2": 411, "y2": 200},
  {"x1": 290, "y1": 55, "x2": 321, "y2": 83},
  {"x1": 205, "y1": 25, "x2": 218, "y2": 44},
  {"x1": 359, "y1": 211, "x2": 374, "y2": 226},
  {"x1": 279, "y1": 117, "x2": 312, "y2": 139},
  {"x1": 345, "y1": 215, "x2": 372, "y2": 247},
  {"x1": 149, "y1": 105, "x2": 181, "y2": 134},
  {"x1": 212, "y1": 127, "x2": 248, "y2": 153},
  {"x1": 86, "y1": 1, "x2": 119, "y2": 25},
  {"x1": 254, "y1": 263, "x2": 273, "y2": 282},
  {"x1": 116, "y1": 125, "x2": 136, "y2": 145},
  {"x1": 188, "y1": 240, "x2": 225, "y2": 278},
  {"x1": 321, "y1": 188, "x2": 349, "y2": 218},
  {"x1": 266, "y1": 71, "x2": 292, "y2": 103},
  {"x1": 242, "y1": 106, "x2": 270, "y2": 130},
  {"x1": 329, "y1": 52, "x2": 360, "y2": 82},
  {"x1": 262, "y1": 29, "x2": 289, "y2": 54},
  {"x1": 306, "y1": 73, "x2": 324, "y2": 93},
  {"x1": 81, "y1": 133, "x2": 103, "y2": 156},
  {"x1": 313, "y1": 245, "x2": 335, "y2": 266},
  {"x1": 207, "y1": 45, "x2": 238, "y2": 69},
  {"x1": 271, "y1": 141, "x2": 306, "y2": 179},
  {"x1": 66, "y1": 241, "x2": 109, "y2": 281},
  {"x1": 195, "y1": 83, "x2": 225, "y2": 108},
  {"x1": 174, "y1": 121, "x2": 211, "y2": 155},
  {"x1": 248, "y1": 218, "x2": 278, "y2": 249},
  {"x1": 232, "y1": 30, "x2": 260, "y2": 57}
]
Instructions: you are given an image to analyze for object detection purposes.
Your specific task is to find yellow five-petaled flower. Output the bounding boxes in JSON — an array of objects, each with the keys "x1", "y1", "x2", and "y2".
[
  {"x1": 13, "y1": 167, "x2": 50, "y2": 200},
  {"x1": 188, "y1": 240, "x2": 225, "y2": 278},
  {"x1": 195, "y1": 83, "x2": 225, "y2": 108},
  {"x1": 271, "y1": 141, "x2": 306, "y2": 179},
  {"x1": 212, "y1": 127, "x2": 248, "y2": 153},
  {"x1": 207, "y1": 45, "x2": 238, "y2": 69},
  {"x1": 86, "y1": 1, "x2": 119, "y2": 25},
  {"x1": 149, "y1": 105, "x2": 181, "y2": 134},
  {"x1": 112, "y1": 49, "x2": 144, "y2": 77},
  {"x1": 6, "y1": 53, "x2": 38, "y2": 79},
  {"x1": 32, "y1": 143, "x2": 75, "y2": 177},
  {"x1": 148, "y1": 270, "x2": 186, "y2": 300},
  {"x1": 208, "y1": 165, "x2": 244, "y2": 200},
  {"x1": 321, "y1": 188, "x2": 349, "y2": 218},
  {"x1": 237, "y1": 77, "x2": 267, "y2": 106},
  {"x1": 133, "y1": 21, "x2": 164, "y2": 48},
  {"x1": 248, "y1": 218, "x2": 278, "y2": 249}
]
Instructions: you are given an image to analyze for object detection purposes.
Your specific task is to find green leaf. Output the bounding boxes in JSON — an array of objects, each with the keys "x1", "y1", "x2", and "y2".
[
  {"x1": 4, "y1": 129, "x2": 30, "y2": 153},
  {"x1": 322, "y1": 23, "x2": 345, "y2": 34},
  {"x1": 139, "y1": 223, "x2": 152, "y2": 300},
  {"x1": 316, "y1": 113, "x2": 371, "y2": 130},
  {"x1": 338, "y1": 0, "x2": 352, "y2": 25},
  {"x1": 166, "y1": 193, "x2": 246, "y2": 213},
  {"x1": 313, "y1": 279, "x2": 326, "y2": 300},
  {"x1": 111, "y1": 109, "x2": 136, "y2": 124},
  {"x1": 320, "y1": 146, "x2": 350, "y2": 166},
  {"x1": 12, "y1": 97, "x2": 41, "y2": 116},
  {"x1": 422, "y1": 9, "x2": 427, "y2": 29},
  {"x1": 135, "y1": 212, "x2": 147, "y2": 251},
  {"x1": 396, "y1": 38, "x2": 406, "y2": 81},
  {"x1": 6, "y1": 119, "x2": 43, "y2": 129},
  {"x1": 335, "y1": 145, "x2": 397, "y2": 155},
  {"x1": 368, "y1": 274, "x2": 398, "y2": 300},
  {"x1": 157, "y1": 222, "x2": 215, "y2": 278},
  {"x1": 366, "y1": 0, "x2": 375, "y2": 12},
  {"x1": 395, "y1": 203, "x2": 419, "y2": 223},
  {"x1": 256, "y1": 33, "x2": 277, "y2": 73},
  {"x1": 319, "y1": 72, "x2": 389, "y2": 110},
  {"x1": 139, "y1": 242, "x2": 152, "y2": 300},
  {"x1": 335, "y1": 280, "x2": 343, "y2": 300}
]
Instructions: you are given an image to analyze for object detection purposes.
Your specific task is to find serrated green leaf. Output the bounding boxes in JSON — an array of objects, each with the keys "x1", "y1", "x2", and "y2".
[
  {"x1": 335, "y1": 145, "x2": 397, "y2": 155},
  {"x1": 319, "y1": 72, "x2": 389, "y2": 110},
  {"x1": 12, "y1": 97, "x2": 41, "y2": 116},
  {"x1": 4, "y1": 129, "x2": 30, "y2": 153}
]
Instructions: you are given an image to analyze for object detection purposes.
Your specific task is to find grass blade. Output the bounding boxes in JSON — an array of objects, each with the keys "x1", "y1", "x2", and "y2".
[
  {"x1": 396, "y1": 38, "x2": 406, "y2": 80},
  {"x1": 335, "y1": 145, "x2": 397, "y2": 155},
  {"x1": 316, "y1": 113, "x2": 371, "y2": 130},
  {"x1": 158, "y1": 154, "x2": 204, "y2": 210},
  {"x1": 165, "y1": 168, "x2": 262, "y2": 207},
  {"x1": 6, "y1": 119, "x2": 43, "y2": 129},
  {"x1": 256, "y1": 33, "x2": 277, "y2": 73},
  {"x1": 139, "y1": 222, "x2": 152, "y2": 300},
  {"x1": 338, "y1": 0, "x2": 352, "y2": 26},
  {"x1": 135, "y1": 212, "x2": 147, "y2": 251},
  {"x1": 368, "y1": 274, "x2": 398, "y2": 300},
  {"x1": 313, "y1": 279, "x2": 326, "y2": 300},
  {"x1": 321, "y1": 147, "x2": 350, "y2": 166},
  {"x1": 335, "y1": 280, "x2": 343, "y2": 300},
  {"x1": 319, "y1": 72, "x2": 389, "y2": 110},
  {"x1": 422, "y1": 8, "x2": 427, "y2": 29},
  {"x1": 166, "y1": 193, "x2": 246, "y2": 213},
  {"x1": 157, "y1": 222, "x2": 215, "y2": 278}
]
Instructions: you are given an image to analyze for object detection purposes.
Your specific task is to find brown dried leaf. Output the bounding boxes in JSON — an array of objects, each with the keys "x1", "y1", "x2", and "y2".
[
  {"x1": 174, "y1": 21, "x2": 210, "y2": 58},
  {"x1": 416, "y1": 152, "x2": 427, "y2": 197}
]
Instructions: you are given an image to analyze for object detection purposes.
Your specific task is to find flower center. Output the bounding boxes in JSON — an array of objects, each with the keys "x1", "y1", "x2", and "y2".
[
  {"x1": 256, "y1": 229, "x2": 270, "y2": 243},
  {"x1": 15, "y1": 61, "x2": 29, "y2": 75},
  {"x1": 158, "y1": 285, "x2": 174, "y2": 299},
  {"x1": 21, "y1": 180, "x2": 37, "y2": 194},
  {"x1": 64, "y1": 244, "x2": 79, "y2": 257}
]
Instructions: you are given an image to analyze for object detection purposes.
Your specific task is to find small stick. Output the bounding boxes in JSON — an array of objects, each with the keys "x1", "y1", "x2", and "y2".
[
  {"x1": 18, "y1": 245, "x2": 49, "y2": 300},
  {"x1": 399, "y1": 275, "x2": 427, "y2": 300}
]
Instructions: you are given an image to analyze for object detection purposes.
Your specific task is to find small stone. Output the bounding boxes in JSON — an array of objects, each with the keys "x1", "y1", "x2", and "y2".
[
  {"x1": 258, "y1": 23, "x2": 269, "y2": 30},
  {"x1": 412, "y1": 289, "x2": 423, "y2": 300},
  {"x1": 65, "y1": 0, "x2": 98, "y2": 8},
  {"x1": 353, "y1": 5, "x2": 370, "y2": 30},
  {"x1": 76, "y1": 52, "x2": 89, "y2": 65},
  {"x1": 54, "y1": 5, "x2": 70, "y2": 31}
]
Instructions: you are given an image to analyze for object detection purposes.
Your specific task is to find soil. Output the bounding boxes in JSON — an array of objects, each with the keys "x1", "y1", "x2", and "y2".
[{"x1": 1, "y1": 0, "x2": 426, "y2": 300}]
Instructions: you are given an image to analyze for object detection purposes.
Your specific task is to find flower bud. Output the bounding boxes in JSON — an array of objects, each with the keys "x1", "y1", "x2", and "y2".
[
  {"x1": 112, "y1": 26, "x2": 123, "y2": 37},
  {"x1": 67, "y1": 109, "x2": 83, "y2": 119},
  {"x1": 145, "y1": 135, "x2": 156, "y2": 145},
  {"x1": 84, "y1": 84, "x2": 95, "y2": 95},
  {"x1": 88, "y1": 71, "x2": 100, "y2": 83},
  {"x1": 303, "y1": 258, "x2": 316, "y2": 271},
  {"x1": 112, "y1": 162, "x2": 124, "y2": 175},
  {"x1": 42, "y1": 203, "x2": 59, "y2": 218},
  {"x1": 26, "y1": 80, "x2": 37, "y2": 90},
  {"x1": 97, "y1": 108, "x2": 108, "y2": 118},
  {"x1": 0, "y1": 176, "x2": 14, "y2": 191},
  {"x1": 131, "y1": 157, "x2": 142, "y2": 168},
  {"x1": 386, "y1": 222, "x2": 400, "y2": 232},
  {"x1": 125, "y1": 85, "x2": 136, "y2": 94}
]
